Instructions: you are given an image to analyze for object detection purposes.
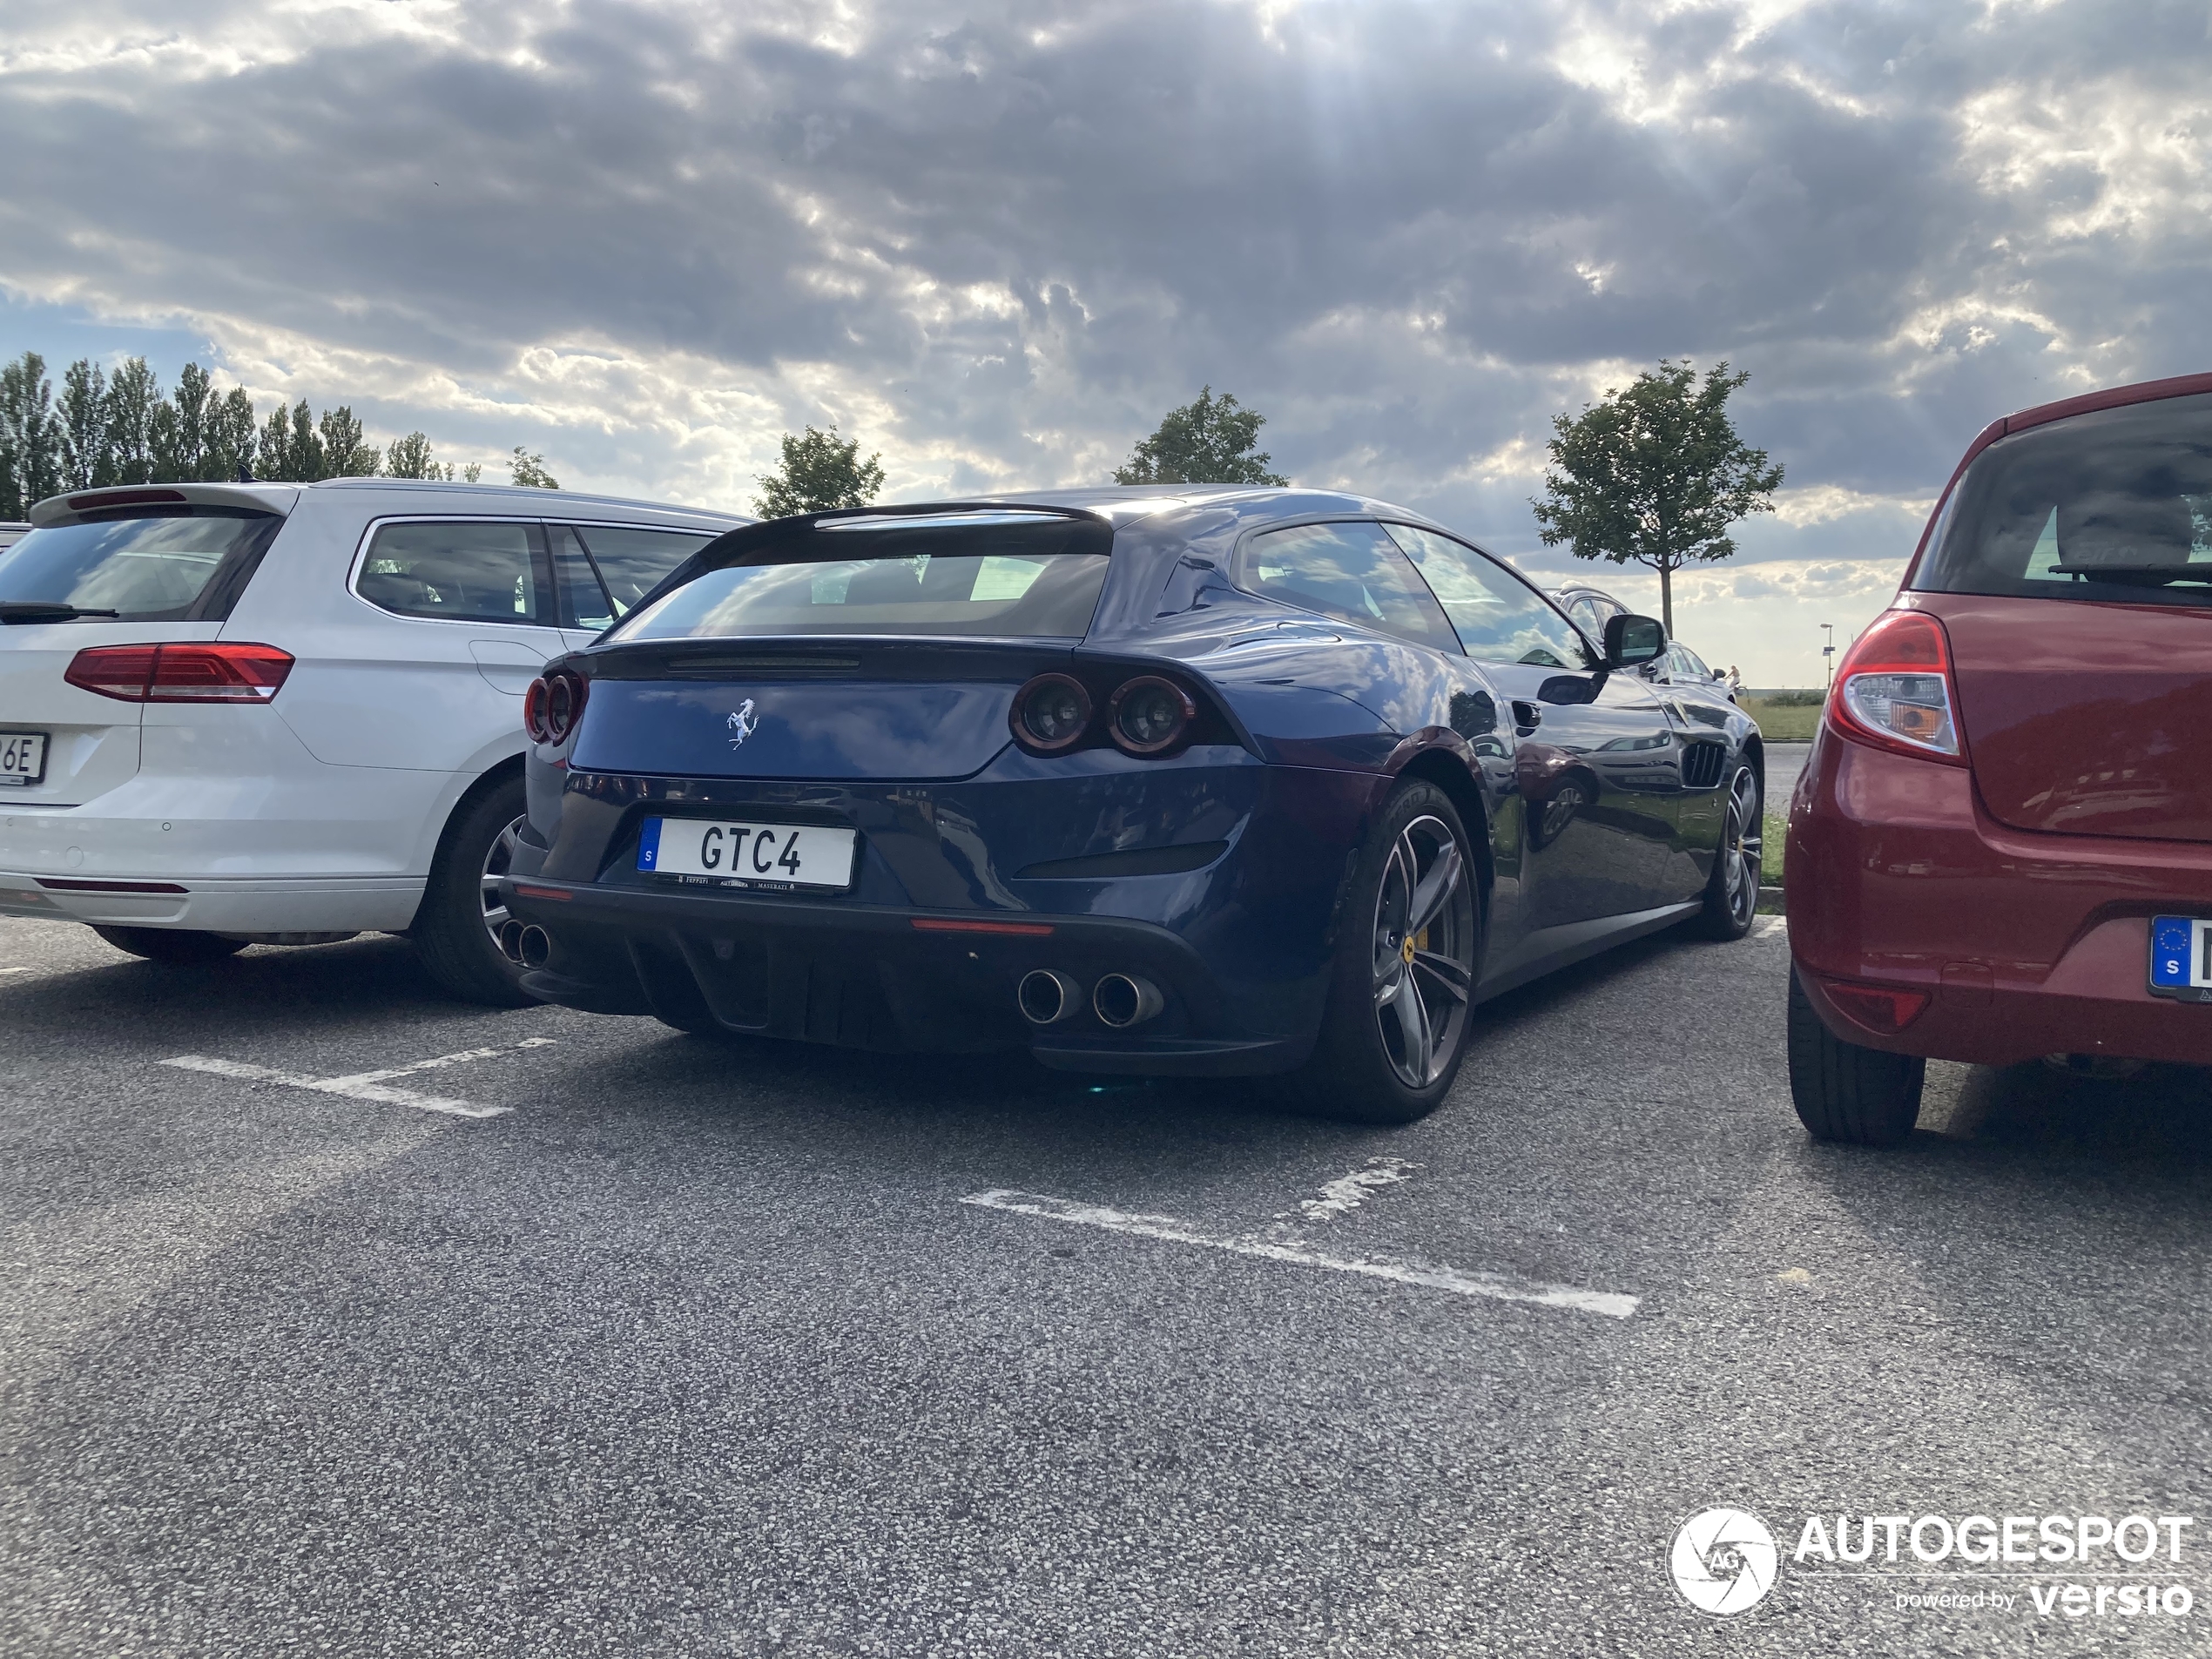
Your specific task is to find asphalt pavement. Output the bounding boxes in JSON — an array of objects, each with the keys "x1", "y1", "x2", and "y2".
[
  {"x1": 3, "y1": 914, "x2": 2209, "y2": 1656},
  {"x1": 1762, "y1": 741, "x2": 1810, "y2": 812}
]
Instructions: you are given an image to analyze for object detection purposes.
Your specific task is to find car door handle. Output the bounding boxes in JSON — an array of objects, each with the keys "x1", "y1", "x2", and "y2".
[{"x1": 1511, "y1": 699, "x2": 1542, "y2": 728}]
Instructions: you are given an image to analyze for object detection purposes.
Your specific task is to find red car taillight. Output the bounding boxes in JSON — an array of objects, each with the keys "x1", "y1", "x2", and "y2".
[
  {"x1": 64, "y1": 643, "x2": 294, "y2": 704},
  {"x1": 1825, "y1": 610, "x2": 1966, "y2": 766},
  {"x1": 1108, "y1": 675, "x2": 1194, "y2": 756},
  {"x1": 525, "y1": 670, "x2": 588, "y2": 743},
  {"x1": 1008, "y1": 673, "x2": 1093, "y2": 753}
]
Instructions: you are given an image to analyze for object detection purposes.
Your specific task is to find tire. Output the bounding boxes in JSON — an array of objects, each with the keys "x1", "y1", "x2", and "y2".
[
  {"x1": 1286, "y1": 780, "x2": 1483, "y2": 1124},
  {"x1": 412, "y1": 773, "x2": 536, "y2": 1008},
  {"x1": 1690, "y1": 761, "x2": 1762, "y2": 941},
  {"x1": 91, "y1": 927, "x2": 247, "y2": 965},
  {"x1": 1786, "y1": 968, "x2": 1925, "y2": 1146}
]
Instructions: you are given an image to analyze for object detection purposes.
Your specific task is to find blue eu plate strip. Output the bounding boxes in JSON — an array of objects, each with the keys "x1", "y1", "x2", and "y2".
[
  {"x1": 2149, "y1": 916, "x2": 2198, "y2": 988},
  {"x1": 637, "y1": 816, "x2": 664, "y2": 872}
]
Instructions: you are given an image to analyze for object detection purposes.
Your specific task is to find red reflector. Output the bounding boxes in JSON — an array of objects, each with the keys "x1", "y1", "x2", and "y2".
[
  {"x1": 910, "y1": 917, "x2": 1055, "y2": 937},
  {"x1": 511, "y1": 884, "x2": 572, "y2": 901},
  {"x1": 35, "y1": 878, "x2": 190, "y2": 894},
  {"x1": 68, "y1": 488, "x2": 186, "y2": 511},
  {"x1": 1820, "y1": 979, "x2": 1932, "y2": 1034},
  {"x1": 64, "y1": 643, "x2": 293, "y2": 703}
]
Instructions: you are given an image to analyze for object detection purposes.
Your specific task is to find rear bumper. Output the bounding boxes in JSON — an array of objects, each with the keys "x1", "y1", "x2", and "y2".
[
  {"x1": 0, "y1": 872, "x2": 424, "y2": 933},
  {"x1": 501, "y1": 876, "x2": 1316, "y2": 1074},
  {"x1": 1786, "y1": 731, "x2": 2212, "y2": 1068}
]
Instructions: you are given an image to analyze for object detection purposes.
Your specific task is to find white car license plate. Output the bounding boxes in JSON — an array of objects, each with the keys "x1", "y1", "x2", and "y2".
[
  {"x1": 637, "y1": 816, "x2": 858, "y2": 891},
  {"x1": 0, "y1": 732, "x2": 48, "y2": 787},
  {"x1": 2149, "y1": 915, "x2": 2212, "y2": 1001}
]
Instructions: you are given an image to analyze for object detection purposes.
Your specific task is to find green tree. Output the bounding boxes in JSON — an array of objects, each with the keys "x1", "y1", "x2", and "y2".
[
  {"x1": 385, "y1": 430, "x2": 438, "y2": 479},
  {"x1": 388, "y1": 434, "x2": 486, "y2": 485},
  {"x1": 289, "y1": 400, "x2": 326, "y2": 481},
  {"x1": 206, "y1": 387, "x2": 258, "y2": 482},
  {"x1": 105, "y1": 357, "x2": 161, "y2": 485},
  {"x1": 1530, "y1": 359, "x2": 1784, "y2": 638},
  {"x1": 319, "y1": 406, "x2": 379, "y2": 477},
  {"x1": 0, "y1": 351, "x2": 62, "y2": 516},
  {"x1": 255, "y1": 397, "x2": 327, "y2": 482},
  {"x1": 753, "y1": 424, "x2": 884, "y2": 517},
  {"x1": 57, "y1": 359, "x2": 110, "y2": 489},
  {"x1": 152, "y1": 362, "x2": 214, "y2": 482},
  {"x1": 1114, "y1": 386, "x2": 1287, "y2": 487},
  {"x1": 509, "y1": 446, "x2": 558, "y2": 489},
  {"x1": 256, "y1": 401, "x2": 292, "y2": 481}
]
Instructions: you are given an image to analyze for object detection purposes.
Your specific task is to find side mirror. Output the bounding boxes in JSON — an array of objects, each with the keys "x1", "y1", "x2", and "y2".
[{"x1": 1603, "y1": 613, "x2": 1666, "y2": 668}]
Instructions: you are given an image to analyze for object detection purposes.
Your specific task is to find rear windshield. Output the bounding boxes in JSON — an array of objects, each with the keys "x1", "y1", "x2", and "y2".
[
  {"x1": 0, "y1": 508, "x2": 281, "y2": 621},
  {"x1": 1915, "y1": 391, "x2": 2212, "y2": 609},
  {"x1": 609, "y1": 513, "x2": 1111, "y2": 642}
]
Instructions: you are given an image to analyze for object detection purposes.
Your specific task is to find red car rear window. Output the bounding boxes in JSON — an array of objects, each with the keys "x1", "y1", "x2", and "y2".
[{"x1": 1913, "y1": 390, "x2": 2212, "y2": 610}]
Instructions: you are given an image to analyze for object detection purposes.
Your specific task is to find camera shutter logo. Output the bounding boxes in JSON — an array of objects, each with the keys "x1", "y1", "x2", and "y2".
[{"x1": 1670, "y1": 1507, "x2": 1779, "y2": 1615}]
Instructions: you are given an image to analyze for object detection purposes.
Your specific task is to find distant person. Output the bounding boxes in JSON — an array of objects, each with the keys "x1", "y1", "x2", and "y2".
[{"x1": 1727, "y1": 664, "x2": 1743, "y2": 693}]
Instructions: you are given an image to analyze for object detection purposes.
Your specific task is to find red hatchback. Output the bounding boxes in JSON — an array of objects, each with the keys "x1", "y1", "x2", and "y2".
[{"x1": 1787, "y1": 371, "x2": 2212, "y2": 1144}]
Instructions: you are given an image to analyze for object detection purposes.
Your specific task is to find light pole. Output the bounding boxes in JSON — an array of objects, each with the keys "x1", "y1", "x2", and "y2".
[{"x1": 1821, "y1": 623, "x2": 1835, "y2": 691}]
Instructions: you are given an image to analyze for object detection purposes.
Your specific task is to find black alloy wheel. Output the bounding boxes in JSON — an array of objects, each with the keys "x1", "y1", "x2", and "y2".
[
  {"x1": 480, "y1": 813, "x2": 524, "y2": 952},
  {"x1": 412, "y1": 773, "x2": 537, "y2": 1008},
  {"x1": 1692, "y1": 763, "x2": 1762, "y2": 941},
  {"x1": 1291, "y1": 780, "x2": 1482, "y2": 1123}
]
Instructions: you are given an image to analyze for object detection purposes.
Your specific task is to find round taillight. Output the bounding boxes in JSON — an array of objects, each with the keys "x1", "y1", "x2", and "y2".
[
  {"x1": 540, "y1": 671, "x2": 588, "y2": 743},
  {"x1": 1011, "y1": 673, "x2": 1093, "y2": 752},
  {"x1": 523, "y1": 676, "x2": 551, "y2": 743},
  {"x1": 1108, "y1": 676, "x2": 1194, "y2": 755}
]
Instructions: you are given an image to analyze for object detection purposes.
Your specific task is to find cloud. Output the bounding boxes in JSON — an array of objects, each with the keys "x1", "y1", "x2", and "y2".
[{"x1": 0, "y1": 0, "x2": 2205, "y2": 563}]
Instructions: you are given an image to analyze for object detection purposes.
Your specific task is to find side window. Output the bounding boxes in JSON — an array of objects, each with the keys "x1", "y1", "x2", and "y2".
[
  {"x1": 572, "y1": 526, "x2": 716, "y2": 622},
  {"x1": 1384, "y1": 525, "x2": 1592, "y2": 669},
  {"x1": 357, "y1": 521, "x2": 546, "y2": 625},
  {"x1": 1236, "y1": 521, "x2": 1460, "y2": 652},
  {"x1": 550, "y1": 526, "x2": 614, "y2": 631}
]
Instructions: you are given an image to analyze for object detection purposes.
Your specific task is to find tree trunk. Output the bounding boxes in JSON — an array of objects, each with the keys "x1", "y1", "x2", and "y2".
[{"x1": 1658, "y1": 561, "x2": 1674, "y2": 639}]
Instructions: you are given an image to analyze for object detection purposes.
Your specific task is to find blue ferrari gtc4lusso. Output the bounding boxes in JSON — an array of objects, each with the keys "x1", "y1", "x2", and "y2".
[{"x1": 500, "y1": 488, "x2": 1766, "y2": 1122}]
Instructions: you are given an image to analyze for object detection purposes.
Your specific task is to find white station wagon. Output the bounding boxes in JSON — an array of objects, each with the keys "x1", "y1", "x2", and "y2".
[{"x1": 0, "y1": 479, "x2": 742, "y2": 1001}]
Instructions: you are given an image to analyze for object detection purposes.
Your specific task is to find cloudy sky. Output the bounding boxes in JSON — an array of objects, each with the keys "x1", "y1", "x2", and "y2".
[{"x1": 3, "y1": 0, "x2": 2206, "y2": 684}]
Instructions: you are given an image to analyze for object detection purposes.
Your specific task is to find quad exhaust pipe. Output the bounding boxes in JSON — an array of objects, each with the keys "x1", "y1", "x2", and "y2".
[
  {"x1": 498, "y1": 921, "x2": 552, "y2": 969},
  {"x1": 1016, "y1": 968, "x2": 1163, "y2": 1029}
]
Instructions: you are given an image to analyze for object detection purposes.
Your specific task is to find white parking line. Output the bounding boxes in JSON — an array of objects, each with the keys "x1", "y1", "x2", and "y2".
[
  {"x1": 158, "y1": 1037, "x2": 555, "y2": 1119},
  {"x1": 1754, "y1": 916, "x2": 1788, "y2": 939},
  {"x1": 1296, "y1": 1157, "x2": 1416, "y2": 1223},
  {"x1": 961, "y1": 1188, "x2": 1639, "y2": 1319}
]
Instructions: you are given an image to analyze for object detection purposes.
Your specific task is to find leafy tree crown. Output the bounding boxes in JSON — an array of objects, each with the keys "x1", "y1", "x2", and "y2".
[
  {"x1": 755, "y1": 424, "x2": 886, "y2": 518},
  {"x1": 1115, "y1": 386, "x2": 1287, "y2": 487},
  {"x1": 1530, "y1": 360, "x2": 1783, "y2": 577}
]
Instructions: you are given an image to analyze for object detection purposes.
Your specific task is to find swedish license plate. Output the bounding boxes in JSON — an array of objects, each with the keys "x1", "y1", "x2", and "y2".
[
  {"x1": 0, "y1": 732, "x2": 47, "y2": 787},
  {"x1": 2148, "y1": 916, "x2": 2212, "y2": 1002},
  {"x1": 637, "y1": 816, "x2": 857, "y2": 891}
]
